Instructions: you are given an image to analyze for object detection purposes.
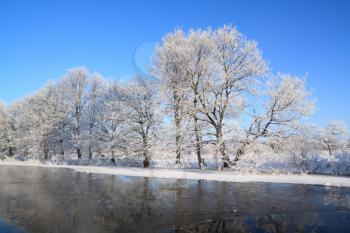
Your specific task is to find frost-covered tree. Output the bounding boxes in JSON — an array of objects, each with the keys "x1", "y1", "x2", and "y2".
[
  {"x1": 58, "y1": 67, "x2": 89, "y2": 159},
  {"x1": 29, "y1": 83, "x2": 66, "y2": 160},
  {"x1": 155, "y1": 29, "x2": 213, "y2": 168},
  {"x1": 154, "y1": 25, "x2": 266, "y2": 167},
  {"x1": 153, "y1": 30, "x2": 191, "y2": 164},
  {"x1": 235, "y1": 73, "x2": 315, "y2": 164},
  {"x1": 85, "y1": 74, "x2": 107, "y2": 159},
  {"x1": 114, "y1": 77, "x2": 160, "y2": 166},
  {"x1": 197, "y1": 25, "x2": 266, "y2": 167},
  {"x1": 96, "y1": 81, "x2": 128, "y2": 159},
  {"x1": 7, "y1": 99, "x2": 37, "y2": 159},
  {"x1": 183, "y1": 29, "x2": 213, "y2": 169},
  {"x1": 320, "y1": 120, "x2": 348, "y2": 156},
  {"x1": 4, "y1": 83, "x2": 66, "y2": 160},
  {"x1": 280, "y1": 125, "x2": 319, "y2": 170},
  {"x1": 251, "y1": 74, "x2": 314, "y2": 137},
  {"x1": 0, "y1": 102, "x2": 7, "y2": 156},
  {"x1": 0, "y1": 102, "x2": 15, "y2": 157}
]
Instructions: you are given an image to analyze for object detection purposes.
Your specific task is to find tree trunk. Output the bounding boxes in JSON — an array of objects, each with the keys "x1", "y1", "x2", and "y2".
[
  {"x1": 232, "y1": 143, "x2": 246, "y2": 166},
  {"x1": 76, "y1": 106, "x2": 81, "y2": 160},
  {"x1": 8, "y1": 147, "x2": 14, "y2": 157},
  {"x1": 175, "y1": 114, "x2": 182, "y2": 164},
  {"x1": 194, "y1": 115, "x2": 202, "y2": 169},
  {"x1": 59, "y1": 139, "x2": 64, "y2": 156},
  {"x1": 110, "y1": 146, "x2": 116, "y2": 165},
  {"x1": 8, "y1": 138, "x2": 14, "y2": 157},
  {"x1": 193, "y1": 91, "x2": 202, "y2": 169},
  {"x1": 142, "y1": 135, "x2": 150, "y2": 168},
  {"x1": 327, "y1": 143, "x2": 332, "y2": 156},
  {"x1": 88, "y1": 126, "x2": 93, "y2": 160},
  {"x1": 77, "y1": 148, "x2": 82, "y2": 159},
  {"x1": 88, "y1": 145, "x2": 93, "y2": 160},
  {"x1": 143, "y1": 158, "x2": 150, "y2": 168},
  {"x1": 43, "y1": 148, "x2": 49, "y2": 160},
  {"x1": 216, "y1": 127, "x2": 229, "y2": 167}
]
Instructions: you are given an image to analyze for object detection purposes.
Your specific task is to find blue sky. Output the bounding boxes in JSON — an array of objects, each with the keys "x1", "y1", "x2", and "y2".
[{"x1": 0, "y1": 0, "x2": 349, "y2": 126}]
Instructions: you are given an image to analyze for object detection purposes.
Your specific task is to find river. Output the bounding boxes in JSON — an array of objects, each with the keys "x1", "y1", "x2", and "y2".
[{"x1": 0, "y1": 165, "x2": 349, "y2": 232}]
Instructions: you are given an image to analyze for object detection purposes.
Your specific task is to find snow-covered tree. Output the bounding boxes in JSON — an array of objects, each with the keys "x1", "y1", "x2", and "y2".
[
  {"x1": 155, "y1": 29, "x2": 213, "y2": 168},
  {"x1": 251, "y1": 74, "x2": 313, "y2": 137},
  {"x1": 0, "y1": 102, "x2": 7, "y2": 157},
  {"x1": 114, "y1": 77, "x2": 160, "y2": 166},
  {"x1": 320, "y1": 120, "x2": 348, "y2": 156},
  {"x1": 235, "y1": 73, "x2": 315, "y2": 164},
  {"x1": 29, "y1": 83, "x2": 65, "y2": 160},
  {"x1": 4, "y1": 83, "x2": 66, "y2": 160},
  {"x1": 197, "y1": 25, "x2": 266, "y2": 167},
  {"x1": 96, "y1": 81, "x2": 128, "y2": 159},
  {"x1": 282, "y1": 125, "x2": 319, "y2": 170},
  {"x1": 0, "y1": 102, "x2": 15, "y2": 157},
  {"x1": 153, "y1": 30, "x2": 191, "y2": 164},
  {"x1": 154, "y1": 25, "x2": 266, "y2": 167},
  {"x1": 58, "y1": 67, "x2": 89, "y2": 159},
  {"x1": 7, "y1": 99, "x2": 37, "y2": 159},
  {"x1": 182, "y1": 29, "x2": 213, "y2": 169},
  {"x1": 85, "y1": 74, "x2": 108, "y2": 159}
]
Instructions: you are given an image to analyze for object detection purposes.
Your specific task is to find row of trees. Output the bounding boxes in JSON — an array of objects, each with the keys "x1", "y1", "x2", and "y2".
[
  {"x1": 0, "y1": 25, "x2": 349, "y2": 168},
  {"x1": 0, "y1": 70, "x2": 160, "y2": 165}
]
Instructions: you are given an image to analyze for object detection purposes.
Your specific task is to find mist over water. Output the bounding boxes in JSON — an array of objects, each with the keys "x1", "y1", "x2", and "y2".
[{"x1": 0, "y1": 166, "x2": 349, "y2": 233}]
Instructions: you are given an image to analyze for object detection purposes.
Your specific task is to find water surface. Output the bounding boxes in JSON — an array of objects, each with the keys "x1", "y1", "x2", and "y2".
[{"x1": 0, "y1": 165, "x2": 349, "y2": 233}]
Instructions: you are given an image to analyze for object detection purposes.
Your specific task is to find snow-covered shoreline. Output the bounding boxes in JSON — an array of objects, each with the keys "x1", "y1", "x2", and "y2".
[{"x1": 1, "y1": 160, "x2": 350, "y2": 187}]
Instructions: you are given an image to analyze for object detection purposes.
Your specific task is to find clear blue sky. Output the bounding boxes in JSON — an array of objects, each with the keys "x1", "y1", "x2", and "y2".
[{"x1": 1, "y1": 0, "x2": 349, "y2": 126}]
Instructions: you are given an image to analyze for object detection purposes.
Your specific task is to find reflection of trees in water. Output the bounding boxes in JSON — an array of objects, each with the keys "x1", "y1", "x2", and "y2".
[
  {"x1": 177, "y1": 213, "x2": 329, "y2": 233},
  {"x1": 323, "y1": 186, "x2": 350, "y2": 209},
  {"x1": 0, "y1": 166, "x2": 350, "y2": 233}
]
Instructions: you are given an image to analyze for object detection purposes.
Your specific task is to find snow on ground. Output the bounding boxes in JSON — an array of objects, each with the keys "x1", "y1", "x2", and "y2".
[
  {"x1": 1, "y1": 159, "x2": 350, "y2": 187},
  {"x1": 234, "y1": 151, "x2": 350, "y2": 175}
]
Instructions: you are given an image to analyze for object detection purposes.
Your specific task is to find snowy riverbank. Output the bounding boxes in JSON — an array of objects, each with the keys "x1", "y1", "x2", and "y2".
[{"x1": 1, "y1": 160, "x2": 350, "y2": 187}]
